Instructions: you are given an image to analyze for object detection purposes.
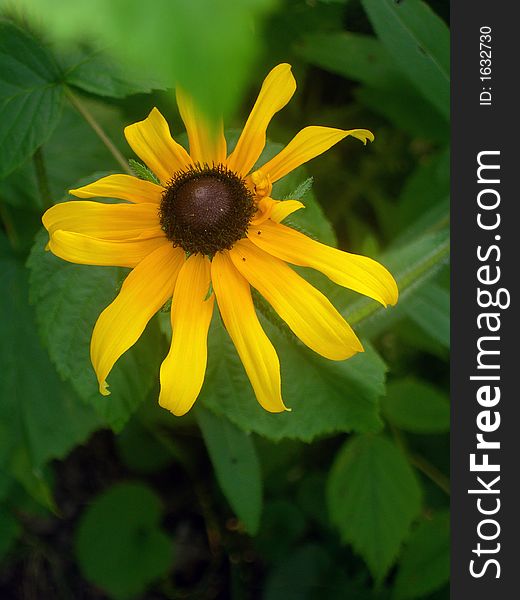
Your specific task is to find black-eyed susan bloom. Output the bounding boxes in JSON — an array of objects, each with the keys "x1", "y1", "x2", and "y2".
[{"x1": 42, "y1": 64, "x2": 398, "y2": 416}]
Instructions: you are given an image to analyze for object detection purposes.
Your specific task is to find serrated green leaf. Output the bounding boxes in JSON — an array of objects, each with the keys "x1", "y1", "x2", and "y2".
[
  {"x1": 393, "y1": 511, "x2": 450, "y2": 599},
  {"x1": 0, "y1": 105, "x2": 121, "y2": 210},
  {"x1": 361, "y1": 0, "x2": 449, "y2": 119},
  {"x1": 128, "y1": 158, "x2": 160, "y2": 184},
  {"x1": 0, "y1": 19, "x2": 64, "y2": 178},
  {"x1": 200, "y1": 317, "x2": 385, "y2": 442},
  {"x1": 196, "y1": 407, "x2": 262, "y2": 534},
  {"x1": 75, "y1": 482, "x2": 173, "y2": 599},
  {"x1": 382, "y1": 378, "x2": 449, "y2": 434},
  {"x1": 0, "y1": 248, "x2": 100, "y2": 472},
  {"x1": 327, "y1": 434, "x2": 422, "y2": 580},
  {"x1": 27, "y1": 229, "x2": 165, "y2": 431},
  {"x1": 61, "y1": 47, "x2": 167, "y2": 98}
]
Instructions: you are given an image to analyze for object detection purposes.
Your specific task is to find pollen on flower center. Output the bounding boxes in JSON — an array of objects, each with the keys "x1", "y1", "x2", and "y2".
[{"x1": 160, "y1": 164, "x2": 256, "y2": 256}]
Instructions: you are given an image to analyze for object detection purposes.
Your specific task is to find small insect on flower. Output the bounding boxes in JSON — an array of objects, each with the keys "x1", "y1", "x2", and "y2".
[{"x1": 42, "y1": 64, "x2": 398, "y2": 416}]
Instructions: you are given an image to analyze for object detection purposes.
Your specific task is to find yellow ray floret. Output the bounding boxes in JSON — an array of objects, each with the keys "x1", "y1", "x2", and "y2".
[{"x1": 41, "y1": 62, "x2": 396, "y2": 417}]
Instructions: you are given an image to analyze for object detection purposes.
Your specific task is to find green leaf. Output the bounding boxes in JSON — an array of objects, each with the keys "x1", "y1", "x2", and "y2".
[
  {"x1": 361, "y1": 0, "x2": 449, "y2": 119},
  {"x1": 0, "y1": 19, "x2": 64, "y2": 178},
  {"x1": 128, "y1": 158, "x2": 160, "y2": 184},
  {"x1": 0, "y1": 105, "x2": 122, "y2": 210},
  {"x1": 22, "y1": 0, "x2": 277, "y2": 123},
  {"x1": 298, "y1": 32, "x2": 403, "y2": 88},
  {"x1": 0, "y1": 510, "x2": 21, "y2": 560},
  {"x1": 0, "y1": 248, "x2": 100, "y2": 471},
  {"x1": 393, "y1": 511, "x2": 450, "y2": 599},
  {"x1": 297, "y1": 32, "x2": 448, "y2": 140},
  {"x1": 263, "y1": 544, "x2": 333, "y2": 600},
  {"x1": 344, "y1": 227, "x2": 449, "y2": 338},
  {"x1": 75, "y1": 482, "x2": 173, "y2": 599},
  {"x1": 394, "y1": 149, "x2": 450, "y2": 240},
  {"x1": 201, "y1": 317, "x2": 385, "y2": 442},
  {"x1": 403, "y1": 282, "x2": 449, "y2": 348},
  {"x1": 382, "y1": 378, "x2": 449, "y2": 434},
  {"x1": 115, "y1": 419, "x2": 174, "y2": 474},
  {"x1": 27, "y1": 230, "x2": 165, "y2": 431},
  {"x1": 61, "y1": 47, "x2": 167, "y2": 98},
  {"x1": 196, "y1": 407, "x2": 262, "y2": 534},
  {"x1": 255, "y1": 500, "x2": 307, "y2": 563},
  {"x1": 327, "y1": 434, "x2": 422, "y2": 580},
  {"x1": 355, "y1": 85, "x2": 449, "y2": 142}
]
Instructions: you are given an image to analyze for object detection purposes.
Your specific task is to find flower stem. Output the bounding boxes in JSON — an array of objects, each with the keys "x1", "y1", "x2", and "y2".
[
  {"x1": 390, "y1": 424, "x2": 450, "y2": 496},
  {"x1": 409, "y1": 453, "x2": 451, "y2": 496},
  {"x1": 33, "y1": 147, "x2": 52, "y2": 209},
  {"x1": 64, "y1": 87, "x2": 132, "y2": 174}
]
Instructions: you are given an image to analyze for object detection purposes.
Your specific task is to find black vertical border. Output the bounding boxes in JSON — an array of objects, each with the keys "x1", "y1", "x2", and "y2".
[{"x1": 452, "y1": 1, "x2": 519, "y2": 597}]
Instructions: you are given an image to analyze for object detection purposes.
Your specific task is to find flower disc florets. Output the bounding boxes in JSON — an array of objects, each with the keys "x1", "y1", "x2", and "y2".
[{"x1": 160, "y1": 164, "x2": 255, "y2": 256}]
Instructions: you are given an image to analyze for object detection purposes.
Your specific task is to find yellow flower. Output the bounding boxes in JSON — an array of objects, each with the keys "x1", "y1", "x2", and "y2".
[{"x1": 42, "y1": 64, "x2": 398, "y2": 416}]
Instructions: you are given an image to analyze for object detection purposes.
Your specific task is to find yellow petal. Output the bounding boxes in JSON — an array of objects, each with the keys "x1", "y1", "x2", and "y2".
[
  {"x1": 212, "y1": 251, "x2": 287, "y2": 412},
  {"x1": 159, "y1": 254, "x2": 214, "y2": 416},
  {"x1": 250, "y1": 197, "x2": 304, "y2": 225},
  {"x1": 258, "y1": 126, "x2": 374, "y2": 183},
  {"x1": 248, "y1": 221, "x2": 398, "y2": 306},
  {"x1": 91, "y1": 244, "x2": 185, "y2": 395},
  {"x1": 48, "y1": 230, "x2": 167, "y2": 268},
  {"x1": 70, "y1": 174, "x2": 164, "y2": 204},
  {"x1": 230, "y1": 240, "x2": 363, "y2": 360},
  {"x1": 176, "y1": 88, "x2": 226, "y2": 165},
  {"x1": 43, "y1": 201, "x2": 161, "y2": 240},
  {"x1": 124, "y1": 107, "x2": 192, "y2": 184},
  {"x1": 227, "y1": 63, "x2": 297, "y2": 176}
]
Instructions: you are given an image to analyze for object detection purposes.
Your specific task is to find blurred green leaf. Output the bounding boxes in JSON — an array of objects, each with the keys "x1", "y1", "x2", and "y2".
[
  {"x1": 20, "y1": 0, "x2": 276, "y2": 124},
  {"x1": 202, "y1": 318, "x2": 385, "y2": 442},
  {"x1": 361, "y1": 0, "x2": 449, "y2": 119},
  {"x1": 0, "y1": 19, "x2": 64, "y2": 178},
  {"x1": 297, "y1": 32, "x2": 448, "y2": 140},
  {"x1": 8, "y1": 446, "x2": 56, "y2": 512},
  {"x1": 403, "y1": 282, "x2": 449, "y2": 348},
  {"x1": 75, "y1": 482, "x2": 173, "y2": 599},
  {"x1": 355, "y1": 85, "x2": 448, "y2": 142},
  {"x1": 393, "y1": 511, "x2": 450, "y2": 599},
  {"x1": 263, "y1": 544, "x2": 332, "y2": 600},
  {"x1": 298, "y1": 32, "x2": 400, "y2": 88},
  {"x1": 115, "y1": 419, "x2": 174, "y2": 474},
  {"x1": 196, "y1": 407, "x2": 262, "y2": 534},
  {"x1": 382, "y1": 378, "x2": 449, "y2": 434},
  {"x1": 27, "y1": 230, "x2": 165, "y2": 431},
  {"x1": 327, "y1": 434, "x2": 422, "y2": 580},
  {"x1": 256, "y1": 500, "x2": 307, "y2": 563},
  {"x1": 0, "y1": 510, "x2": 21, "y2": 560}
]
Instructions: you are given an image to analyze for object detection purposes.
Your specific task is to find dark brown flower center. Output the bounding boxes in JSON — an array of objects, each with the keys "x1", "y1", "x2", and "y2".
[{"x1": 160, "y1": 164, "x2": 255, "y2": 255}]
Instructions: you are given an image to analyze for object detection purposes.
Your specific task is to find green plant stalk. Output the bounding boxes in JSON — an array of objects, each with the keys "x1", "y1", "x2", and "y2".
[
  {"x1": 64, "y1": 87, "x2": 132, "y2": 174},
  {"x1": 33, "y1": 147, "x2": 52, "y2": 209},
  {"x1": 0, "y1": 203, "x2": 20, "y2": 250},
  {"x1": 390, "y1": 424, "x2": 450, "y2": 496}
]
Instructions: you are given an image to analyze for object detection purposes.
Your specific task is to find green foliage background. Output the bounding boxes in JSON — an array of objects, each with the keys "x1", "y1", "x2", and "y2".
[{"x1": 0, "y1": 0, "x2": 450, "y2": 598}]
